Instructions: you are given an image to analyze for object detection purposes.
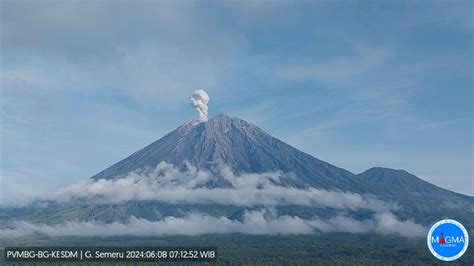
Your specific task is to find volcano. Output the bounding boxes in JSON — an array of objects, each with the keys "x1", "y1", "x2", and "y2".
[
  {"x1": 1, "y1": 115, "x2": 472, "y2": 230},
  {"x1": 92, "y1": 114, "x2": 377, "y2": 192}
]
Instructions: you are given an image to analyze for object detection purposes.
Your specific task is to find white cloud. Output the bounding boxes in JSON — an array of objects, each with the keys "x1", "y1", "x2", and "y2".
[
  {"x1": 24, "y1": 162, "x2": 399, "y2": 212},
  {"x1": 308, "y1": 212, "x2": 426, "y2": 237},
  {"x1": 0, "y1": 209, "x2": 426, "y2": 239}
]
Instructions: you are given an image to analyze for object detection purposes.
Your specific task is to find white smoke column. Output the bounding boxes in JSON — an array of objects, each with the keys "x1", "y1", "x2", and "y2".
[{"x1": 189, "y1": 89, "x2": 210, "y2": 121}]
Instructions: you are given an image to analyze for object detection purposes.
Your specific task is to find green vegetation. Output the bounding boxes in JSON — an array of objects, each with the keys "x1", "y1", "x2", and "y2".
[{"x1": 1, "y1": 234, "x2": 473, "y2": 265}]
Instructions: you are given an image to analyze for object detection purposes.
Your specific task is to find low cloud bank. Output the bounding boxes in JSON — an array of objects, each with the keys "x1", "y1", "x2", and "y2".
[
  {"x1": 38, "y1": 162, "x2": 398, "y2": 212},
  {"x1": 0, "y1": 209, "x2": 426, "y2": 239}
]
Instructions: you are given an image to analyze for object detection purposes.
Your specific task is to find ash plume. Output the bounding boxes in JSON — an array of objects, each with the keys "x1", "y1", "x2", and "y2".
[{"x1": 189, "y1": 89, "x2": 210, "y2": 121}]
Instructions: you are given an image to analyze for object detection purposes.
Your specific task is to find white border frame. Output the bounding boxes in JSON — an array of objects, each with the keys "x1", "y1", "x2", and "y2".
[{"x1": 427, "y1": 219, "x2": 469, "y2": 261}]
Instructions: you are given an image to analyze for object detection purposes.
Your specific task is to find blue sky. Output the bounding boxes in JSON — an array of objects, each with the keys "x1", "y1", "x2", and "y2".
[{"x1": 0, "y1": 0, "x2": 472, "y2": 201}]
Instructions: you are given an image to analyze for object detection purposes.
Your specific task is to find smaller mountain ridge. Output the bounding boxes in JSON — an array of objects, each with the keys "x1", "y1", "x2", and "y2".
[{"x1": 358, "y1": 167, "x2": 454, "y2": 195}]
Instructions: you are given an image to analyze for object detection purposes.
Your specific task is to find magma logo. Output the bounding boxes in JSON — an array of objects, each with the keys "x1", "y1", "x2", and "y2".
[{"x1": 427, "y1": 219, "x2": 469, "y2": 261}]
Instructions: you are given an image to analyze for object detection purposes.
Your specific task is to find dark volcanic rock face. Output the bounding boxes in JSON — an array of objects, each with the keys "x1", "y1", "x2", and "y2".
[
  {"x1": 358, "y1": 167, "x2": 457, "y2": 195},
  {"x1": 91, "y1": 115, "x2": 369, "y2": 192}
]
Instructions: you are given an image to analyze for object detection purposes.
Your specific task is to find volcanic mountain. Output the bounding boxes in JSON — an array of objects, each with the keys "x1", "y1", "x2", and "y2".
[
  {"x1": 92, "y1": 114, "x2": 370, "y2": 192},
  {"x1": 87, "y1": 115, "x2": 472, "y2": 226},
  {"x1": 358, "y1": 167, "x2": 457, "y2": 195},
  {"x1": 1, "y1": 115, "x2": 472, "y2": 229},
  {"x1": 91, "y1": 114, "x2": 470, "y2": 198}
]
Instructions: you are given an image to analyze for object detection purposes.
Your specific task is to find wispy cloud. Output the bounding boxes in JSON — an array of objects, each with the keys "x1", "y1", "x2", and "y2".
[
  {"x1": 0, "y1": 209, "x2": 426, "y2": 238},
  {"x1": 20, "y1": 162, "x2": 398, "y2": 212},
  {"x1": 0, "y1": 162, "x2": 426, "y2": 240},
  {"x1": 275, "y1": 44, "x2": 393, "y2": 86}
]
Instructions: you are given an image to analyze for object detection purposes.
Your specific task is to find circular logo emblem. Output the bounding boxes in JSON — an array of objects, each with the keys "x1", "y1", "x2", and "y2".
[{"x1": 427, "y1": 219, "x2": 469, "y2": 261}]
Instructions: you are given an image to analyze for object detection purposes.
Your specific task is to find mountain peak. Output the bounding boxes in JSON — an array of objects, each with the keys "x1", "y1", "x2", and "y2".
[
  {"x1": 203, "y1": 114, "x2": 257, "y2": 133},
  {"x1": 210, "y1": 114, "x2": 231, "y2": 119},
  {"x1": 365, "y1": 167, "x2": 409, "y2": 175},
  {"x1": 206, "y1": 114, "x2": 253, "y2": 125},
  {"x1": 206, "y1": 114, "x2": 241, "y2": 125},
  {"x1": 91, "y1": 115, "x2": 366, "y2": 192},
  {"x1": 358, "y1": 167, "x2": 452, "y2": 195},
  {"x1": 182, "y1": 114, "x2": 253, "y2": 131}
]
